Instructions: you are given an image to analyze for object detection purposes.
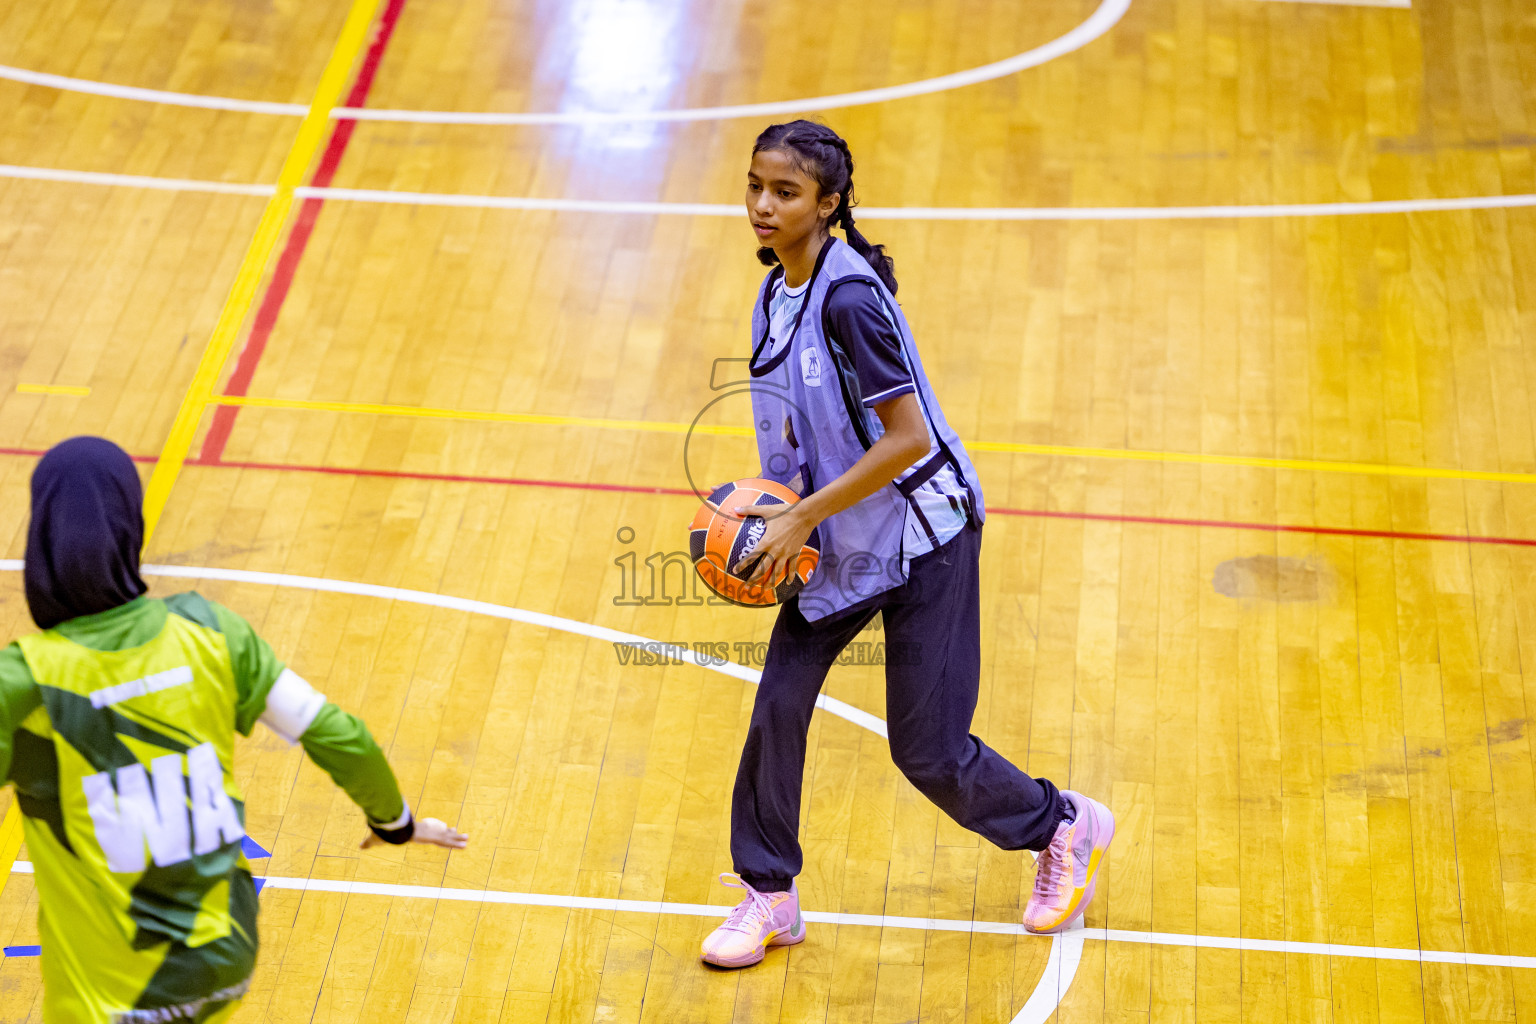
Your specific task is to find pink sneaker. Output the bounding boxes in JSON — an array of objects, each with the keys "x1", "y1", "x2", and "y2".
[
  {"x1": 699, "y1": 873, "x2": 805, "y2": 968},
  {"x1": 1023, "y1": 791, "x2": 1115, "y2": 934}
]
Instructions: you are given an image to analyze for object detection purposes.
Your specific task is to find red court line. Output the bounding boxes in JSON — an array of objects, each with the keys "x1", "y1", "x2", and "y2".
[
  {"x1": 2, "y1": 445, "x2": 1533, "y2": 549},
  {"x1": 179, "y1": 457, "x2": 1536, "y2": 549},
  {"x1": 982, "y1": 505, "x2": 1536, "y2": 547},
  {"x1": 197, "y1": 0, "x2": 408, "y2": 464}
]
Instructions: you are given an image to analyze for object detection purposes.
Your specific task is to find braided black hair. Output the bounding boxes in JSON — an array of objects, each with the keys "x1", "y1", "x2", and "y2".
[{"x1": 751, "y1": 120, "x2": 898, "y2": 295}]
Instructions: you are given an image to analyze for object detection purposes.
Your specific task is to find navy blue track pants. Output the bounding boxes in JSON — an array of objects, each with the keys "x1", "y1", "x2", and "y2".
[{"x1": 731, "y1": 525, "x2": 1067, "y2": 892}]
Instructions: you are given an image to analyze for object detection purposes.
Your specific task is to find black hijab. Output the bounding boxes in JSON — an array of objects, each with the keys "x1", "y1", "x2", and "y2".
[{"x1": 25, "y1": 437, "x2": 148, "y2": 630}]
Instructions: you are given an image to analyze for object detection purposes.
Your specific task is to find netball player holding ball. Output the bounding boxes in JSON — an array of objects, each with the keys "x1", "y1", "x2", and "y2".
[{"x1": 696, "y1": 121, "x2": 1115, "y2": 968}]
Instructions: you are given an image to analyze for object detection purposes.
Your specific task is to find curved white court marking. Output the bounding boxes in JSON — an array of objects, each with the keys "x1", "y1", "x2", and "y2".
[
  {"x1": 52, "y1": 563, "x2": 1523, "y2": 1020},
  {"x1": 1014, "y1": 932, "x2": 1086, "y2": 1024},
  {"x1": 0, "y1": 164, "x2": 272, "y2": 196},
  {"x1": 3, "y1": 563, "x2": 1532, "y2": 1018},
  {"x1": 0, "y1": 65, "x2": 307, "y2": 115},
  {"x1": 4, "y1": 164, "x2": 1535, "y2": 220},
  {"x1": 136, "y1": 562, "x2": 892, "y2": 737},
  {"x1": 0, "y1": 0, "x2": 1128, "y2": 125},
  {"x1": 342, "y1": 0, "x2": 1130, "y2": 126},
  {"x1": 0, "y1": 559, "x2": 1076, "y2": 1020}
]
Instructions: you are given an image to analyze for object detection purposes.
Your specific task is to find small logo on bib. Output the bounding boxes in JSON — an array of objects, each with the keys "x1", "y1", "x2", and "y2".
[{"x1": 801, "y1": 348, "x2": 822, "y2": 387}]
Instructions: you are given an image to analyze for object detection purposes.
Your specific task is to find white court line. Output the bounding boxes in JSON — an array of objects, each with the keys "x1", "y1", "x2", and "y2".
[
  {"x1": 0, "y1": 65, "x2": 307, "y2": 115},
  {"x1": 339, "y1": 0, "x2": 1130, "y2": 126},
  {"x1": 0, "y1": 560, "x2": 873, "y2": 739},
  {"x1": 0, "y1": 164, "x2": 272, "y2": 197},
  {"x1": 134, "y1": 562, "x2": 894, "y2": 738},
  {"x1": 8, "y1": 863, "x2": 1530, "y2": 969},
  {"x1": 309, "y1": 184, "x2": 1536, "y2": 220},
  {"x1": 0, "y1": 0, "x2": 1129, "y2": 126},
  {"x1": 3, "y1": 561, "x2": 1532, "y2": 1024},
  {"x1": 3, "y1": 164, "x2": 1535, "y2": 220},
  {"x1": 0, "y1": 560, "x2": 1071, "y2": 1024},
  {"x1": 0, "y1": 561, "x2": 881, "y2": 736}
]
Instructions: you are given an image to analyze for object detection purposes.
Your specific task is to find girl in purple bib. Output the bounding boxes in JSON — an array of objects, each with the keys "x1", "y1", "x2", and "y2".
[{"x1": 699, "y1": 121, "x2": 1117, "y2": 969}]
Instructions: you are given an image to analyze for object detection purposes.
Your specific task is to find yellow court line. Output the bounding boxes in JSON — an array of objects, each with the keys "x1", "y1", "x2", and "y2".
[
  {"x1": 965, "y1": 440, "x2": 1536, "y2": 484},
  {"x1": 213, "y1": 394, "x2": 1536, "y2": 486},
  {"x1": 0, "y1": 0, "x2": 385, "y2": 911},
  {"x1": 215, "y1": 394, "x2": 755, "y2": 437},
  {"x1": 0, "y1": 805, "x2": 22, "y2": 897},
  {"x1": 138, "y1": 0, "x2": 385, "y2": 546},
  {"x1": 16, "y1": 383, "x2": 90, "y2": 397}
]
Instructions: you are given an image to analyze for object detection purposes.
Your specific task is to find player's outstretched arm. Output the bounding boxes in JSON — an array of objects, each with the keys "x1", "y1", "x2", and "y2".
[
  {"x1": 250, "y1": 662, "x2": 468, "y2": 852},
  {"x1": 291, "y1": 698, "x2": 470, "y2": 851},
  {"x1": 203, "y1": 594, "x2": 468, "y2": 852}
]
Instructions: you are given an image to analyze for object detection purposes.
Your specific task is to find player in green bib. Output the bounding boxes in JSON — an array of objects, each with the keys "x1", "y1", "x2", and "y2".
[{"x1": 0, "y1": 437, "x2": 468, "y2": 1023}]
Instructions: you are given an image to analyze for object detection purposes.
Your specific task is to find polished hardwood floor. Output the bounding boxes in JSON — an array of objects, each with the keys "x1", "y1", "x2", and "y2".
[{"x1": 0, "y1": 0, "x2": 1533, "y2": 1019}]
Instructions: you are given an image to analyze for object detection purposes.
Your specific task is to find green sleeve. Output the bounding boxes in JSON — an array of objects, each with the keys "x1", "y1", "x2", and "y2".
[
  {"x1": 299, "y1": 702, "x2": 407, "y2": 826},
  {"x1": 208, "y1": 600, "x2": 287, "y2": 736},
  {"x1": 0, "y1": 645, "x2": 40, "y2": 784}
]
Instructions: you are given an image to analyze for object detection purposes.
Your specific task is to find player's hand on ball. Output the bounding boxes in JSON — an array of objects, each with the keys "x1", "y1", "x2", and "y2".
[
  {"x1": 360, "y1": 817, "x2": 469, "y2": 850},
  {"x1": 732, "y1": 502, "x2": 815, "y2": 588}
]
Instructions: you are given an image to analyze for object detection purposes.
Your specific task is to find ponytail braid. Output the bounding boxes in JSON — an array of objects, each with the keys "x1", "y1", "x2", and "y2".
[
  {"x1": 821, "y1": 135, "x2": 898, "y2": 296},
  {"x1": 751, "y1": 121, "x2": 899, "y2": 294}
]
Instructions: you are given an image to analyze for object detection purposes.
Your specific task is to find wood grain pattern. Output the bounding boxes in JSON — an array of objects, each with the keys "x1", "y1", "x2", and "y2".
[{"x1": 0, "y1": 0, "x2": 1534, "y2": 1019}]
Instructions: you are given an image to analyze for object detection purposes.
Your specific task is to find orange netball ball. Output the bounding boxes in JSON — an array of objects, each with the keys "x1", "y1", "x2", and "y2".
[{"x1": 689, "y1": 478, "x2": 822, "y2": 607}]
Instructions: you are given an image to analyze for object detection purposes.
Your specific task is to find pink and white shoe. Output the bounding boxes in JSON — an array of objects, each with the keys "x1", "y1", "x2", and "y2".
[
  {"x1": 699, "y1": 873, "x2": 806, "y2": 968},
  {"x1": 1023, "y1": 791, "x2": 1115, "y2": 934}
]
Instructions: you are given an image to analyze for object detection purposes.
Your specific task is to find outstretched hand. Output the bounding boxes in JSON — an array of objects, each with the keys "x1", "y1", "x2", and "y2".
[{"x1": 360, "y1": 817, "x2": 469, "y2": 850}]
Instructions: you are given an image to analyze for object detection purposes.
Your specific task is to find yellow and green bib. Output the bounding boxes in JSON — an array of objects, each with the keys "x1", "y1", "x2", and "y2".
[{"x1": 13, "y1": 595, "x2": 258, "y2": 1024}]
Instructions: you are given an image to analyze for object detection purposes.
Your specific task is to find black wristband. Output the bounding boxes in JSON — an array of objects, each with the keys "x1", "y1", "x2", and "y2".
[{"x1": 368, "y1": 814, "x2": 415, "y2": 845}]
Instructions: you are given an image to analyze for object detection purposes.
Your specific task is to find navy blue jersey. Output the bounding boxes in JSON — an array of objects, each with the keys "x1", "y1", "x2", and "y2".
[
  {"x1": 823, "y1": 281, "x2": 917, "y2": 407},
  {"x1": 818, "y1": 280, "x2": 970, "y2": 554}
]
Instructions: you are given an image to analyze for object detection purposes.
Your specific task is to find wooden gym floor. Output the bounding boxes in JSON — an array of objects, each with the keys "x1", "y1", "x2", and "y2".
[{"x1": 1, "y1": 0, "x2": 1534, "y2": 1019}]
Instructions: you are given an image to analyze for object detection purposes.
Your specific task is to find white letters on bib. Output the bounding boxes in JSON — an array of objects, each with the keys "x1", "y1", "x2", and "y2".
[
  {"x1": 188, "y1": 743, "x2": 243, "y2": 855},
  {"x1": 83, "y1": 742, "x2": 244, "y2": 872}
]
